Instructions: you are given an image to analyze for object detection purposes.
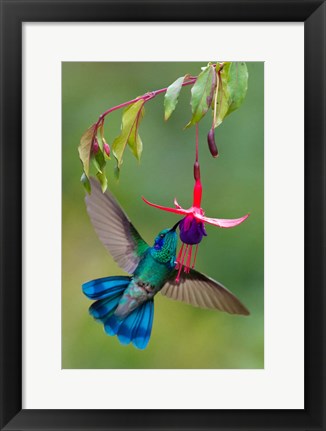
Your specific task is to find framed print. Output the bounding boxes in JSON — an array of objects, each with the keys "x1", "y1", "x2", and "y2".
[
  {"x1": 62, "y1": 60, "x2": 263, "y2": 370},
  {"x1": 0, "y1": 1, "x2": 325, "y2": 430}
]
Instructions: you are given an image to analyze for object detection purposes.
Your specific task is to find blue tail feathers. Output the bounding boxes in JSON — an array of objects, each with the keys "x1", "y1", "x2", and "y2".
[
  {"x1": 82, "y1": 276, "x2": 154, "y2": 349},
  {"x1": 82, "y1": 276, "x2": 130, "y2": 300},
  {"x1": 105, "y1": 300, "x2": 154, "y2": 349}
]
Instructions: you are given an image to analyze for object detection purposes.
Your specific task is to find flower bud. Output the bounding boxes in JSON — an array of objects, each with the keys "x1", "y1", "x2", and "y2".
[
  {"x1": 103, "y1": 141, "x2": 111, "y2": 157},
  {"x1": 207, "y1": 128, "x2": 218, "y2": 158},
  {"x1": 92, "y1": 137, "x2": 99, "y2": 154},
  {"x1": 193, "y1": 161, "x2": 201, "y2": 181}
]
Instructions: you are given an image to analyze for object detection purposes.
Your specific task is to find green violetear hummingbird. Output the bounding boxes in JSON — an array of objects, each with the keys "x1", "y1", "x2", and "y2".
[{"x1": 82, "y1": 178, "x2": 249, "y2": 350}]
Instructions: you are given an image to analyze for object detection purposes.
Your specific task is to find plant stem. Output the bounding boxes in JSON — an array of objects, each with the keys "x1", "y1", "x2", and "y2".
[
  {"x1": 195, "y1": 123, "x2": 199, "y2": 163},
  {"x1": 93, "y1": 76, "x2": 197, "y2": 132}
]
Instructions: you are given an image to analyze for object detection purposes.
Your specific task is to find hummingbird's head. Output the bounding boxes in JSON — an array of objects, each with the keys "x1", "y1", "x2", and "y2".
[{"x1": 151, "y1": 221, "x2": 180, "y2": 264}]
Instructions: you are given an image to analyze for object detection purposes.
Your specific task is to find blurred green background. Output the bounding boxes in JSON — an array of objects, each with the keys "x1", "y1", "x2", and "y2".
[{"x1": 62, "y1": 62, "x2": 264, "y2": 369}]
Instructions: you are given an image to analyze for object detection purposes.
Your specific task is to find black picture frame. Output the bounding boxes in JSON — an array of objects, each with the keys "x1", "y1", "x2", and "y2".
[{"x1": 1, "y1": 1, "x2": 325, "y2": 430}]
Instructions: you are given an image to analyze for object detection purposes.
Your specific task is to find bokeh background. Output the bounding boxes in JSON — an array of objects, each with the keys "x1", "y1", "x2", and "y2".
[{"x1": 62, "y1": 62, "x2": 264, "y2": 369}]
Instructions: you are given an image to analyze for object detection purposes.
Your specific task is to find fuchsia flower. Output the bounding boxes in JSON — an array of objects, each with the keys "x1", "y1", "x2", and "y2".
[{"x1": 142, "y1": 161, "x2": 249, "y2": 282}]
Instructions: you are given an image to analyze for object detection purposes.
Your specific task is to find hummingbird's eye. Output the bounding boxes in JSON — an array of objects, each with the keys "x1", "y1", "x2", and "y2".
[{"x1": 160, "y1": 234, "x2": 165, "y2": 238}]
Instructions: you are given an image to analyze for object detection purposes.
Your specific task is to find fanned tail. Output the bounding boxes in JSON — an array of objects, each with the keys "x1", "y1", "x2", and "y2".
[
  {"x1": 82, "y1": 275, "x2": 130, "y2": 322},
  {"x1": 82, "y1": 276, "x2": 154, "y2": 349},
  {"x1": 82, "y1": 276, "x2": 131, "y2": 300},
  {"x1": 105, "y1": 300, "x2": 154, "y2": 350}
]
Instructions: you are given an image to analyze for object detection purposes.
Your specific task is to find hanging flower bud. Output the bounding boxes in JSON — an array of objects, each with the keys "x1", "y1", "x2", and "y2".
[
  {"x1": 207, "y1": 128, "x2": 218, "y2": 158},
  {"x1": 92, "y1": 137, "x2": 99, "y2": 154},
  {"x1": 103, "y1": 140, "x2": 111, "y2": 158},
  {"x1": 193, "y1": 161, "x2": 200, "y2": 181}
]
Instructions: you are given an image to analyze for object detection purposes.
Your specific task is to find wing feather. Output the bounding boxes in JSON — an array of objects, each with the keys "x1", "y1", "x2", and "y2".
[
  {"x1": 85, "y1": 178, "x2": 149, "y2": 274},
  {"x1": 160, "y1": 269, "x2": 250, "y2": 316}
]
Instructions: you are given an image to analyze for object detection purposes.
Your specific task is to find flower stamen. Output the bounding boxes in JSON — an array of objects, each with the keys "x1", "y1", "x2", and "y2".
[
  {"x1": 185, "y1": 245, "x2": 192, "y2": 273},
  {"x1": 175, "y1": 243, "x2": 198, "y2": 280},
  {"x1": 192, "y1": 244, "x2": 199, "y2": 269},
  {"x1": 176, "y1": 244, "x2": 188, "y2": 282},
  {"x1": 175, "y1": 243, "x2": 185, "y2": 270}
]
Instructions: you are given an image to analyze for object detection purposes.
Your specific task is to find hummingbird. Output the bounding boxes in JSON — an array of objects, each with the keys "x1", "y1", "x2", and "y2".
[{"x1": 82, "y1": 178, "x2": 250, "y2": 350}]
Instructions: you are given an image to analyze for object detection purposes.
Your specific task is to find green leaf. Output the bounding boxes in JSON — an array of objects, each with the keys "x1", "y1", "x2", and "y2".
[
  {"x1": 215, "y1": 62, "x2": 224, "y2": 73},
  {"x1": 91, "y1": 149, "x2": 108, "y2": 190},
  {"x1": 98, "y1": 121, "x2": 105, "y2": 150},
  {"x1": 213, "y1": 69, "x2": 230, "y2": 127},
  {"x1": 94, "y1": 148, "x2": 106, "y2": 173},
  {"x1": 186, "y1": 64, "x2": 216, "y2": 128},
  {"x1": 127, "y1": 104, "x2": 144, "y2": 161},
  {"x1": 96, "y1": 170, "x2": 108, "y2": 193},
  {"x1": 114, "y1": 166, "x2": 120, "y2": 180},
  {"x1": 81, "y1": 172, "x2": 91, "y2": 194},
  {"x1": 128, "y1": 133, "x2": 143, "y2": 161},
  {"x1": 164, "y1": 76, "x2": 185, "y2": 121},
  {"x1": 92, "y1": 156, "x2": 102, "y2": 173},
  {"x1": 225, "y1": 62, "x2": 248, "y2": 115},
  {"x1": 213, "y1": 62, "x2": 249, "y2": 128},
  {"x1": 95, "y1": 149, "x2": 106, "y2": 172},
  {"x1": 88, "y1": 121, "x2": 109, "y2": 190},
  {"x1": 112, "y1": 100, "x2": 145, "y2": 169},
  {"x1": 78, "y1": 123, "x2": 96, "y2": 177}
]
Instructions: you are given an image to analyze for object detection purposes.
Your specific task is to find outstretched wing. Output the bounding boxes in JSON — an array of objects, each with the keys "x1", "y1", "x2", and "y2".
[
  {"x1": 160, "y1": 269, "x2": 249, "y2": 316},
  {"x1": 85, "y1": 178, "x2": 149, "y2": 274}
]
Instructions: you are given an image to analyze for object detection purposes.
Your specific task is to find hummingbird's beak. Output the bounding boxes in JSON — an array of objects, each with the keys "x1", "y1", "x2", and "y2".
[{"x1": 170, "y1": 220, "x2": 181, "y2": 232}]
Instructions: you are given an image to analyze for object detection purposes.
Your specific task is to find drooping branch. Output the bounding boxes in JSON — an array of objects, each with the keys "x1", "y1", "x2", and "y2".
[
  {"x1": 93, "y1": 76, "x2": 197, "y2": 133},
  {"x1": 78, "y1": 62, "x2": 248, "y2": 193}
]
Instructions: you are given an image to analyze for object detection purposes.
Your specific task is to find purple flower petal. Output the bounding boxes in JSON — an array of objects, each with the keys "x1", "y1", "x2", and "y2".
[{"x1": 179, "y1": 216, "x2": 206, "y2": 245}]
